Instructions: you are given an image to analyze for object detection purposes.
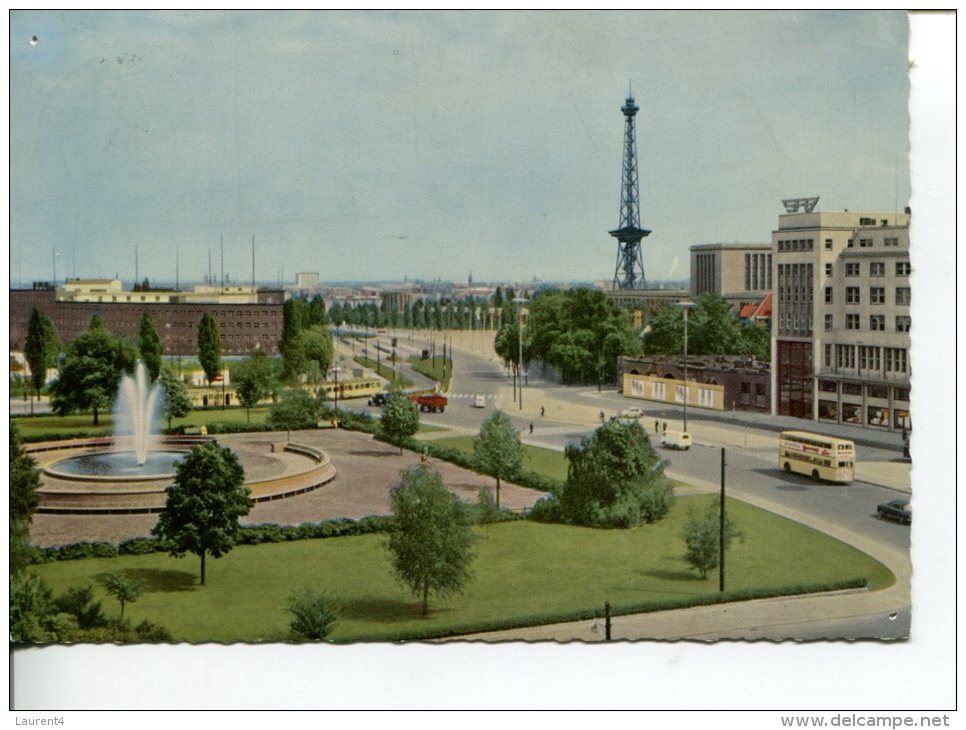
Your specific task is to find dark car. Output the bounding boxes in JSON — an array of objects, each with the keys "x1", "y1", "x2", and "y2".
[
  {"x1": 877, "y1": 498, "x2": 911, "y2": 525},
  {"x1": 367, "y1": 392, "x2": 389, "y2": 407}
]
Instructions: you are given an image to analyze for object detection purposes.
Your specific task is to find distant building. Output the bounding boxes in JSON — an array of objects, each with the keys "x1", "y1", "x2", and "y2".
[
  {"x1": 771, "y1": 207, "x2": 911, "y2": 431},
  {"x1": 620, "y1": 354, "x2": 770, "y2": 413},
  {"x1": 690, "y1": 242, "x2": 772, "y2": 313},
  {"x1": 10, "y1": 280, "x2": 286, "y2": 356},
  {"x1": 380, "y1": 289, "x2": 415, "y2": 312},
  {"x1": 604, "y1": 288, "x2": 690, "y2": 328},
  {"x1": 295, "y1": 272, "x2": 321, "y2": 289}
]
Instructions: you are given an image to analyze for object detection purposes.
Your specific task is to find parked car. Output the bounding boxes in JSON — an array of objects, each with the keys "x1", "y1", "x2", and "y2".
[
  {"x1": 877, "y1": 498, "x2": 911, "y2": 525},
  {"x1": 367, "y1": 392, "x2": 389, "y2": 407},
  {"x1": 618, "y1": 407, "x2": 644, "y2": 419},
  {"x1": 661, "y1": 431, "x2": 692, "y2": 450}
]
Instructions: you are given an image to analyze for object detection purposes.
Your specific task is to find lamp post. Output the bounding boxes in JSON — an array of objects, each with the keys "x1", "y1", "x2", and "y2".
[
  {"x1": 677, "y1": 301, "x2": 695, "y2": 433},
  {"x1": 513, "y1": 297, "x2": 528, "y2": 410}
]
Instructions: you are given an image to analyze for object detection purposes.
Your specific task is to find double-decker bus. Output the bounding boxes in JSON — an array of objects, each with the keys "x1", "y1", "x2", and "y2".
[{"x1": 779, "y1": 431, "x2": 855, "y2": 484}]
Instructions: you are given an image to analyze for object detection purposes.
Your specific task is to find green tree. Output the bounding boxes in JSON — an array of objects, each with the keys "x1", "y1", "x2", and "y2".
[
  {"x1": 158, "y1": 366, "x2": 192, "y2": 430},
  {"x1": 682, "y1": 502, "x2": 741, "y2": 579},
  {"x1": 281, "y1": 298, "x2": 308, "y2": 378},
  {"x1": 472, "y1": 410, "x2": 523, "y2": 508},
  {"x1": 24, "y1": 308, "x2": 60, "y2": 401},
  {"x1": 196, "y1": 313, "x2": 222, "y2": 387},
  {"x1": 379, "y1": 392, "x2": 420, "y2": 454},
  {"x1": 292, "y1": 326, "x2": 334, "y2": 382},
  {"x1": 387, "y1": 464, "x2": 476, "y2": 615},
  {"x1": 232, "y1": 351, "x2": 281, "y2": 421},
  {"x1": 152, "y1": 442, "x2": 252, "y2": 586},
  {"x1": 643, "y1": 294, "x2": 763, "y2": 358},
  {"x1": 307, "y1": 295, "x2": 328, "y2": 328},
  {"x1": 10, "y1": 422, "x2": 41, "y2": 574},
  {"x1": 137, "y1": 312, "x2": 163, "y2": 381},
  {"x1": 103, "y1": 572, "x2": 144, "y2": 620},
  {"x1": 268, "y1": 388, "x2": 321, "y2": 431},
  {"x1": 49, "y1": 315, "x2": 138, "y2": 425},
  {"x1": 560, "y1": 419, "x2": 672, "y2": 527},
  {"x1": 287, "y1": 588, "x2": 340, "y2": 640},
  {"x1": 10, "y1": 422, "x2": 41, "y2": 523}
]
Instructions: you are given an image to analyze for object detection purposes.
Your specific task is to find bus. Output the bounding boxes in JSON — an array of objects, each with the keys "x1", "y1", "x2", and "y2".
[{"x1": 779, "y1": 431, "x2": 855, "y2": 484}]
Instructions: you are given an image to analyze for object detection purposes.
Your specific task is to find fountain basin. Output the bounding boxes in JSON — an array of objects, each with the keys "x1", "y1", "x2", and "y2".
[{"x1": 44, "y1": 450, "x2": 187, "y2": 482}]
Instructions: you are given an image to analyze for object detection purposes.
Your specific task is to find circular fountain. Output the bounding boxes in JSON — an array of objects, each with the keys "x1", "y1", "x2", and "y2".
[{"x1": 33, "y1": 361, "x2": 338, "y2": 514}]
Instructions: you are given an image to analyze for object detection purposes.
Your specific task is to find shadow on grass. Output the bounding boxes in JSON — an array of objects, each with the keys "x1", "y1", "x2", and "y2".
[
  {"x1": 338, "y1": 596, "x2": 451, "y2": 623},
  {"x1": 94, "y1": 568, "x2": 197, "y2": 593},
  {"x1": 640, "y1": 568, "x2": 706, "y2": 583}
]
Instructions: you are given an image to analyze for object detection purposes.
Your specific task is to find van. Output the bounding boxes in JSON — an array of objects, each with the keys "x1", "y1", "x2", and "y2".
[
  {"x1": 473, "y1": 395, "x2": 487, "y2": 408},
  {"x1": 661, "y1": 431, "x2": 692, "y2": 450}
]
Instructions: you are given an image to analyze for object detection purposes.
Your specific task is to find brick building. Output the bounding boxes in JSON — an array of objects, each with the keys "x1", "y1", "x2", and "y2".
[{"x1": 10, "y1": 288, "x2": 285, "y2": 356}]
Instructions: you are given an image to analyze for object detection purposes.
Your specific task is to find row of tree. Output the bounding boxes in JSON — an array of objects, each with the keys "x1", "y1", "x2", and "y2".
[
  {"x1": 492, "y1": 289, "x2": 771, "y2": 387},
  {"x1": 325, "y1": 286, "x2": 523, "y2": 332},
  {"x1": 495, "y1": 289, "x2": 643, "y2": 386},
  {"x1": 641, "y1": 294, "x2": 770, "y2": 361}
]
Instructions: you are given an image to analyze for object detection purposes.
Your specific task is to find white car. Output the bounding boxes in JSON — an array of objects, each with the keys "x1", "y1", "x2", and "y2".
[
  {"x1": 661, "y1": 431, "x2": 692, "y2": 450},
  {"x1": 473, "y1": 395, "x2": 487, "y2": 408},
  {"x1": 618, "y1": 407, "x2": 644, "y2": 419}
]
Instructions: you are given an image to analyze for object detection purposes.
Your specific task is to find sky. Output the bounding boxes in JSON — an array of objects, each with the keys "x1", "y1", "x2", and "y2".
[{"x1": 9, "y1": 10, "x2": 911, "y2": 287}]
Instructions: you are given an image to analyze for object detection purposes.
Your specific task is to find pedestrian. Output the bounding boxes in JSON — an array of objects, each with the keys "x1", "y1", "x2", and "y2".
[
  {"x1": 600, "y1": 411, "x2": 605, "y2": 423},
  {"x1": 529, "y1": 422, "x2": 534, "y2": 435},
  {"x1": 662, "y1": 421, "x2": 667, "y2": 435},
  {"x1": 540, "y1": 406, "x2": 545, "y2": 417},
  {"x1": 654, "y1": 419, "x2": 659, "y2": 433}
]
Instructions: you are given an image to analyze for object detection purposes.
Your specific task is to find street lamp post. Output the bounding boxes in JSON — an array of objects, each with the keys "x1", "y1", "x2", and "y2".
[
  {"x1": 513, "y1": 297, "x2": 528, "y2": 410},
  {"x1": 678, "y1": 301, "x2": 695, "y2": 433}
]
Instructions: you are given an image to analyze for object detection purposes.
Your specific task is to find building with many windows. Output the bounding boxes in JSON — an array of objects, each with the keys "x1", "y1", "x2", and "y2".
[
  {"x1": 10, "y1": 281, "x2": 286, "y2": 356},
  {"x1": 771, "y1": 208, "x2": 911, "y2": 431},
  {"x1": 690, "y1": 242, "x2": 772, "y2": 313}
]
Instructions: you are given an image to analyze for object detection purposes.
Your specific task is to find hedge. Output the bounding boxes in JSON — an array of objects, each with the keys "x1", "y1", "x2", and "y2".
[
  {"x1": 373, "y1": 432, "x2": 563, "y2": 494},
  {"x1": 28, "y1": 516, "x2": 398, "y2": 563},
  {"x1": 363, "y1": 577, "x2": 871, "y2": 642}
]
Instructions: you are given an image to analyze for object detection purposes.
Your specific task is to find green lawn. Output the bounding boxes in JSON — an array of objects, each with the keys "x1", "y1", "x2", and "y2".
[
  {"x1": 13, "y1": 407, "x2": 274, "y2": 439},
  {"x1": 353, "y1": 357, "x2": 413, "y2": 389},
  {"x1": 30, "y1": 494, "x2": 893, "y2": 642},
  {"x1": 407, "y1": 356, "x2": 452, "y2": 391},
  {"x1": 429, "y1": 435, "x2": 569, "y2": 481}
]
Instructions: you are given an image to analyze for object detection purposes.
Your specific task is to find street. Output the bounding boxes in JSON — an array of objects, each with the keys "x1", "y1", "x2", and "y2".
[{"x1": 355, "y1": 330, "x2": 912, "y2": 640}]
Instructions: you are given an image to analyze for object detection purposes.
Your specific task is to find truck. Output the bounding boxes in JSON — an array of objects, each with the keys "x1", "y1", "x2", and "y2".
[{"x1": 410, "y1": 393, "x2": 448, "y2": 413}]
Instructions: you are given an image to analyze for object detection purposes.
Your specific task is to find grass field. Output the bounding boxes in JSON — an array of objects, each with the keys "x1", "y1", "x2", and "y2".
[
  {"x1": 428, "y1": 435, "x2": 569, "y2": 482},
  {"x1": 29, "y1": 494, "x2": 893, "y2": 642},
  {"x1": 352, "y1": 357, "x2": 413, "y2": 389},
  {"x1": 407, "y1": 356, "x2": 452, "y2": 391}
]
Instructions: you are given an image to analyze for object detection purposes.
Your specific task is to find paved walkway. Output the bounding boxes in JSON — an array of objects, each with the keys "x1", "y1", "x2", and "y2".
[{"x1": 28, "y1": 429, "x2": 546, "y2": 548}]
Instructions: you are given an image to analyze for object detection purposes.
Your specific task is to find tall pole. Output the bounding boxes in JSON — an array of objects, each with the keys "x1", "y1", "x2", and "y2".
[
  {"x1": 683, "y1": 306, "x2": 689, "y2": 432},
  {"x1": 220, "y1": 234, "x2": 224, "y2": 291},
  {"x1": 678, "y1": 302, "x2": 693, "y2": 432},
  {"x1": 514, "y1": 297, "x2": 527, "y2": 410},
  {"x1": 720, "y1": 447, "x2": 726, "y2": 592}
]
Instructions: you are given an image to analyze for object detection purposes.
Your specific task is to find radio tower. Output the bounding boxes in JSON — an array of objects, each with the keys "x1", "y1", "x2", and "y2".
[{"x1": 609, "y1": 91, "x2": 650, "y2": 289}]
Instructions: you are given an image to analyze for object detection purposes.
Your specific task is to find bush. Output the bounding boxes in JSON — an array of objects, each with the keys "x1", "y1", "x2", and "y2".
[
  {"x1": 134, "y1": 619, "x2": 173, "y2": 642},
  {"x1": 118, "y1": 537, "x2": 163, "y2": 555},
  {"x1": 287, "y1": 588, "x2": 341, "y2": 640},
  {"x1": 51, "y1": 542, "x2": 118, "y2": 561},
  {"x1": 528, "y1": 493, "x2": 564, "y2": 524},
  {"x1": 52, "y1": 585, "x2": 107, "y2": 630}
]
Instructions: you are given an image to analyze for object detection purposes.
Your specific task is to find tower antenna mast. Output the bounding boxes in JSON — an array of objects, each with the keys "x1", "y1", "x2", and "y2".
[{"x1": 609, "y1": 90, "x2": 650, "y2": 290}]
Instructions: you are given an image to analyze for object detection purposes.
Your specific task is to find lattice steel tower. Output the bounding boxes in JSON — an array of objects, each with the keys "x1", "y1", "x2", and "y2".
[{"x1": 609, "y1": 93, "x2": 651, "y2": 289}]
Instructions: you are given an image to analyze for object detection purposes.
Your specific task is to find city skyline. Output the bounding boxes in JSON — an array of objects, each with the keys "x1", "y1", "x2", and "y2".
[{"x1": 11, "y1": 11, "x2": 910, "y2": 286}]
